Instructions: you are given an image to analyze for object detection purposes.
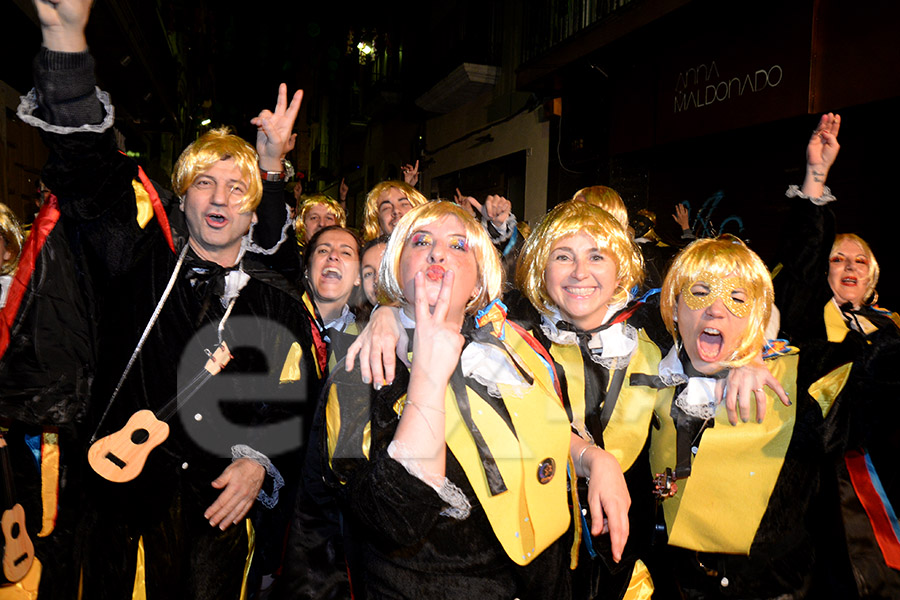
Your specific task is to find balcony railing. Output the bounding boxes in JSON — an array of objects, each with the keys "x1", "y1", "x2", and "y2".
[{"x1": 522, "y1": 0, "x2": 634, "y2": 64}]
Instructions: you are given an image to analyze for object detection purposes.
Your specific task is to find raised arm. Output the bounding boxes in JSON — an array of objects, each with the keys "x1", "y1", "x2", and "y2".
[
  {"x1": 801, "y1": 113, "x2": 841, "y2": 199},
  {"x1": 248, "y1": 84, "x2": 304, "y2": 254}
]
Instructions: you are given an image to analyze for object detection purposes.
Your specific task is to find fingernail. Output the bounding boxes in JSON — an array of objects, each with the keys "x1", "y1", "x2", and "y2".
[
  {"x1": 787, "y1": 399, "x2": 793, "y2": 406},
  {"x1": 731, "y1": 420, "x2": 737, "y2": 427},
  {"x1": 374, "y1": 382, "x2": 383, "y2": 391},
  {"x1": 209, "y1": 520, "x2": 215, "y2": 527},
  {"x1": 757, "y1": 417, "x2": 764, "y2": 424},
  {"x1": 362, "y1": 375, "x2": 371, "y2": 384},
  {"x1": 741, "y1": 416, "x2": 748, "y2": 423}
]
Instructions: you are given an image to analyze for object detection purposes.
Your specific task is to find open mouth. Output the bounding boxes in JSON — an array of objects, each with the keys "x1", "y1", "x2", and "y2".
[
  {"x1": 206, "y1": 213, "x2": 227, "y2": 227},
  {"x1": 841, "y1": 277, "x2": 858, "y2": 286},
  {"x1": 322, "y1": 267, "x2": 343, "y2": 280},
  {"x1": 697, "y1": 327, "x2": 724, "y2": 362},
  {"x1": 425, "y1": 265, "x2": 446, "y2": 282}
]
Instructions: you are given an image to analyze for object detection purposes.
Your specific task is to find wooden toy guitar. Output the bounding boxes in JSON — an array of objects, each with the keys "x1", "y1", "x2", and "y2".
[
  {"x1": 0, "y1": 435, "x2": 35, "y2": 583},
  {"x1": 88, "y1": 342, "x2": 232, "y2": 482}
]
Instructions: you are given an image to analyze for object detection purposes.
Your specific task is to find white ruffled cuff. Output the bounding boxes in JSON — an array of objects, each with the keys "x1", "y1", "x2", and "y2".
[
  {"x1": 231, "y1": 444, "x2": 284, "y2": 509},
  {"x1": 387, "y1": 440, "x2": 471, "y2": 520},
  {"x1": 785, "y1": 184, "x2": 836, "y2": 206},
  {"x1": 17, "y1": 87, "x2": 115, "y2": 134}
]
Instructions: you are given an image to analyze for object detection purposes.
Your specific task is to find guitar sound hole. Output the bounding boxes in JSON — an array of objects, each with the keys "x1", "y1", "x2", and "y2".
[
  {"x1": 11, "y1": 522, "x2": 20, "y2": 538},
  {"x1": 131, "y1": 429, "x2": 150, "y2": 444}
]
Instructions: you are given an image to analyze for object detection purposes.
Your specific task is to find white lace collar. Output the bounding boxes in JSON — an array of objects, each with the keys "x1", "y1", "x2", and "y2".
[
  {"x1": 658, "y1": 345, "x2": 724, "y2": 420},
  {"x1": 539, "y1": 302, "x2": 638, "y2": 368}
]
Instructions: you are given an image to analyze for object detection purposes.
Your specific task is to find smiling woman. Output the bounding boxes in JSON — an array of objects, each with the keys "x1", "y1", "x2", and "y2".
[{"x1": 303, "y1": 225, "x2": 362, "y2": 329}]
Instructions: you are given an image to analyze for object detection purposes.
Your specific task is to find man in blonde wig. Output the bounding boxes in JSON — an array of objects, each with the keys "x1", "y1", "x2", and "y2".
[{"x1": 7, "y1": 1, "x2": 323, "y2": 597}]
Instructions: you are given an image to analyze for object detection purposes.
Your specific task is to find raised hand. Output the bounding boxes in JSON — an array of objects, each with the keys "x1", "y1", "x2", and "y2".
[
  {"x1": 401, "y1": 160, "x2": 420, "y2": 187},
  {"x1": 672, "y1": 203, "x2": 690, "y2": 230},
  {"x1": 807, "y1": 113, "x2": 841, "y2": 176},
  {"x1": 453, "y1": 188, "x2": 478, "y2": 219},
  {"x1": 250, "y1": 83, "x2": 303, "y2": 172},
  {"x1": 339, "y1": 177, "x2": 349, "y2": 202},
  {"x1": 34, "y1": 0, "x2": 92, "y2": 52},
  {"x1": 482, "y1": 195, "x2": 512, "y2": 229},
  {"x1": 801, "y1": 113, "x2": 841, "y2": 198}
]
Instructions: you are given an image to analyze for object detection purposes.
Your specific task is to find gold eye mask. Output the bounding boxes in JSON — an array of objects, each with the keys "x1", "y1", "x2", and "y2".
[{"x1": 681, "y1": 273, "x2": 752, "y2": 318}]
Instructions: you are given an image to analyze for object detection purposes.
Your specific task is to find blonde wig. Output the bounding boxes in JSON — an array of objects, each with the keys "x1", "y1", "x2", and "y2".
[
  {"x1": 171, "y1": 127, "x2": 262, "y2": 213},
  {"x1": 830, "y1": 233, "x2": 879, "y2": 305},
  {"x1": 377, "y1": 201, "x2": 503, "y2": 314},
  {"x1": 295, "y1": 194, "x2": 347, "y2": 242},
  {"x1": 362, "y1": 180, "x2": 428, "y2": 241},
  {"x1": 572, "y1": 186, "x2": 629, "y2": 231},
  {"x1": 660, "y1": 235, "x2": 773, "y2": 368},
  {"x1": 516, "y1": 200, "x2": 644, "y2": 317},
  {"x1": 0, "y1": 203, "x2": 24, "y2": 275}
]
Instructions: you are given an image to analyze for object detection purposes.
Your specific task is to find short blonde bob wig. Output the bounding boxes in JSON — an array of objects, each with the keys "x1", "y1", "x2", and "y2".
[
  {"x1": 516, "y1": 200, "x2": 644, "y2": 317},
  {"x1": 830, "y1": 233, "x2": 879, "y2": 305},
  {"x1": 0, "y1": 202, "x2": 24, "y2": 276},
  {"x1": 660, "y1": 235, "x2": 773, "y2": 368},
  {"x1": 363, "y1": 180, "x2": 428, "y2": 242},
  {"x1": 295, "y1": 194, "x2": 347, "y2": 243},
  {"x1": 377, "y1": 201, "x2": 503, "y2": 314},
  {"x1": 572, "y1": 186, "x2": 629, "y2": 231},
  {"x1": 172, "y1": 127, "x2": 262, "y2": 214}
]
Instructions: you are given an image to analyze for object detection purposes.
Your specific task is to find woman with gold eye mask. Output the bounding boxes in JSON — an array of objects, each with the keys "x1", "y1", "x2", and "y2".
[{"x1": 647, "y1": 235, "x2": 900, "y2": 599}]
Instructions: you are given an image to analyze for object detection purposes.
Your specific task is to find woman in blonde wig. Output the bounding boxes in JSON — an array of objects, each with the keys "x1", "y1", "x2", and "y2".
[
  {"x1": 513, "y1": 199, "x2": 659, "y2": 600},
  {"x1": 775, "y1": 113, "x2": 898, "y2": 345},
  {"x1": 325, "y1": 201, "x2": 630, "y2": 599}
]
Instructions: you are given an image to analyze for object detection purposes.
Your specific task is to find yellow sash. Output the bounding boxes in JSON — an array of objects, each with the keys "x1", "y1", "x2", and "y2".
[
  {"x1": 443, "y1": 325, "x2": 571, "y2": 566},
  {"x1": 551, "y1": 330, "x2": 662, "y2": 471},
  {"x1": 650, "y1": 353, "x2": 799, "y2": 554}
]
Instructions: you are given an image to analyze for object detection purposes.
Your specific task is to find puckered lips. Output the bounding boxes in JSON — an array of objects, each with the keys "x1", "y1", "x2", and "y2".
[
  {"x1": 696, "y1": 327, "x2": 726, "y2": 363},
  {"x1": 425, "y1": 265, "x2": 446, "y2": 282},
  {"x1": 205, "y1": 212, "x2": 229, "y2": 228}
]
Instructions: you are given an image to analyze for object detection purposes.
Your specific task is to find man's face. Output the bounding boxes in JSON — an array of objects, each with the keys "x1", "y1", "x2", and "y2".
[
  {"x1": 182, "y1": 158, "x2": 255, "y2": 266},
  {"x1": 303, "y1": 203, "x2": 337, "y2": 242},
  {"x1": 377, "y1": 187, "x2": 412, "y2": 235}
]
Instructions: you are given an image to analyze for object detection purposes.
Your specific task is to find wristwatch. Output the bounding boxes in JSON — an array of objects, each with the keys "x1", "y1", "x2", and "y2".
[
  {"x1": 260, "y1": 169, "x2": 286, "y2": 182},
  {"x1": 260, "y1": 158, "x2": 286, "y2": 182}
]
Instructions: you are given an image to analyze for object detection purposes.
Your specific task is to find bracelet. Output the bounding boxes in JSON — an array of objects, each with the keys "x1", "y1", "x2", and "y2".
[
  {"x1": 404, "y1": 401, "x2": 446, "y2": 414},
  {"x1": 578, "y1": 444, "x2": 599, "y2": 475}
]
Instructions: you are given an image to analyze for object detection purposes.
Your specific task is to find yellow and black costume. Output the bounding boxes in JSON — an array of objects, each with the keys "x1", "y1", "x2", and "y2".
[
  {"x1": 642, "y1": 343, "x2": 861, "y2": 599},
  {"x1": 506, "y1": 289, "x2": 665, "y2": 600},
  {"x1": 324, "y1": 301, "x2": 576, "y2": 599}
]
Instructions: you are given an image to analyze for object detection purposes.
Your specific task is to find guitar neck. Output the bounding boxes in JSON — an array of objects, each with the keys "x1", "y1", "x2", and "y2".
[{"x1": 0, "y1": 437, "x2": 17, "y2": 511}]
